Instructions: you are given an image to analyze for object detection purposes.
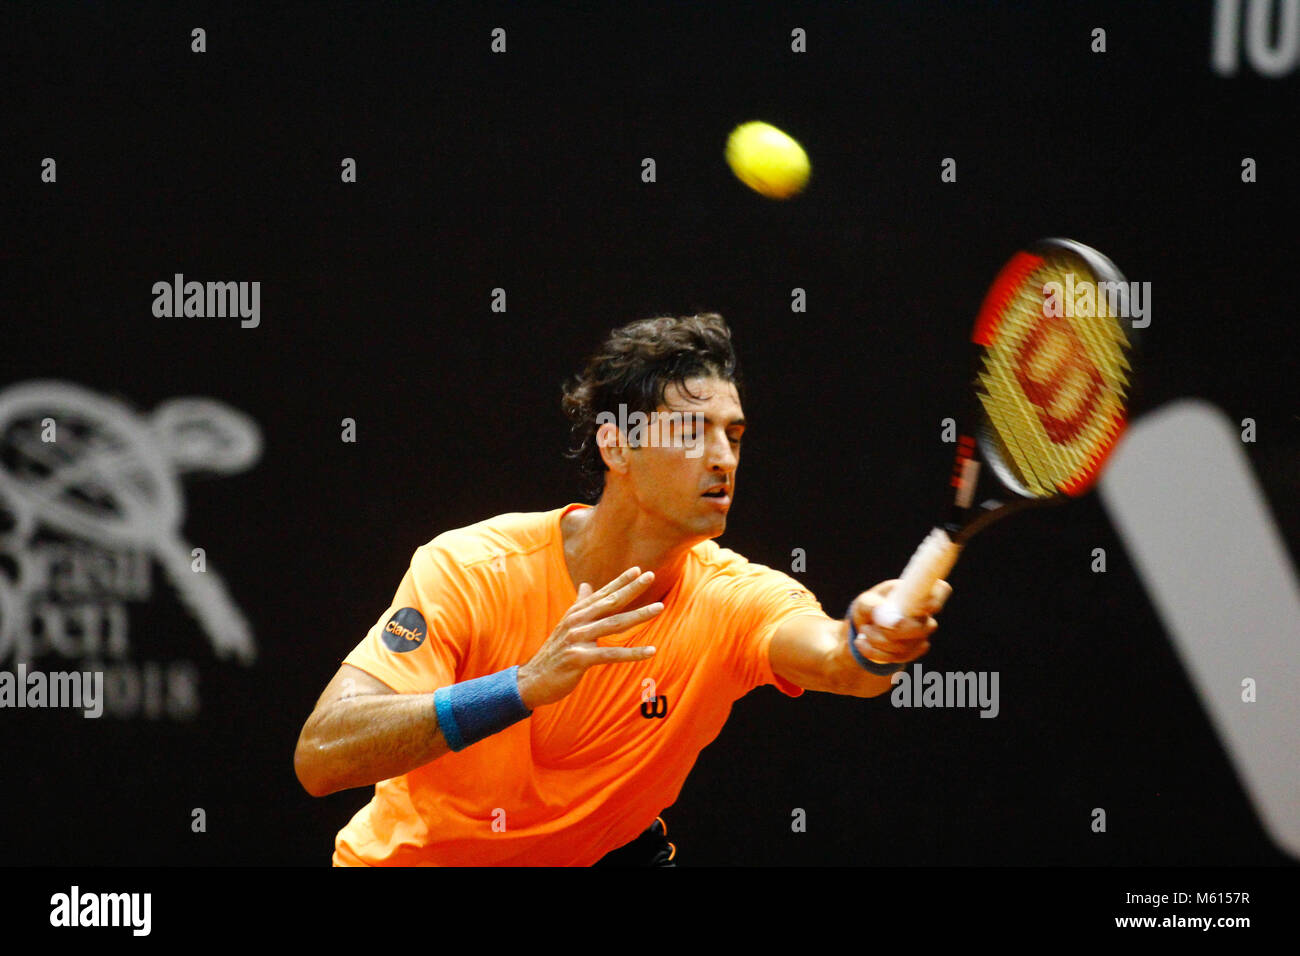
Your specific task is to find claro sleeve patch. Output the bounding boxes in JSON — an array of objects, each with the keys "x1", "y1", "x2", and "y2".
[
  {"x1": 343, "y1": 542, "x2": 479, "y2": 694},
  {"x1": 381, "y1": 607, "x2": 429, "y2": 652}
]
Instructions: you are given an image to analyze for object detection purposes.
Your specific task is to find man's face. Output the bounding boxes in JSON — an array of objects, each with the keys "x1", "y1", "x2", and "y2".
[{"x1": 603, "y1": 375, "x2": 745, "y2": 539}]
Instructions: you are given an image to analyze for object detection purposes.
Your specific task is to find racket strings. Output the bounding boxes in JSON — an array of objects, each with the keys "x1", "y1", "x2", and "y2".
[{"x1": 976, "y1": 252, "x2": 1132, "y2": 497}]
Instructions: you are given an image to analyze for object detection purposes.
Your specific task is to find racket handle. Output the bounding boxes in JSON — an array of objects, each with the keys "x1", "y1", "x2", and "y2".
[{"x1": 873, "y1": 528, "x2": 961, "y2": 628}]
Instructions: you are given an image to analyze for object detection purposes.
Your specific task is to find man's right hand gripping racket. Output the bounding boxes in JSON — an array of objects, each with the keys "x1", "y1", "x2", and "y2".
[{"x1": 867, "y1": 238, "x2": 1138, "y2": 652}]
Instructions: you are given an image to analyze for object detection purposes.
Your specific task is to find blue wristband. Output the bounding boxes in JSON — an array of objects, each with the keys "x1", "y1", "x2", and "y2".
[
  {"x1": 846, "y1": 608, "x2": 906, "y2": 676},
  {"x1": 433, "y1": 665, "x2": 533, "y2": 752}
]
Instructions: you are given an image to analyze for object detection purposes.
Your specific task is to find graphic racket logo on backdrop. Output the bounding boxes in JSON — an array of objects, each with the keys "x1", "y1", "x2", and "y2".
[{"x1": 0, "y1": 382, "x2": 262, "y2": 719}]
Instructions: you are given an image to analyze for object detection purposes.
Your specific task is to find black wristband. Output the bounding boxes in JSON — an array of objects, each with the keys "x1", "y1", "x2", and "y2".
[{"x1": 846, "y1": 608, "x2": 906, "y2": 676}]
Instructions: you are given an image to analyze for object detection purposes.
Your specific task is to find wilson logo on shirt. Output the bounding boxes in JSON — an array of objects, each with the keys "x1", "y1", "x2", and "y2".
[
  {"x1": 382, "y1": 608, "x2": 427, "y2": 652},
  {"x1": 640, "y1": 695, "x2": 669, "y2": 719}
]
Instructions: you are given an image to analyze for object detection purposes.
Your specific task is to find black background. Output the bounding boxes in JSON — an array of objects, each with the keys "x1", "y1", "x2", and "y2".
[{"x1": 3, "y1": 0, "x2": 1297, "y2": 892}]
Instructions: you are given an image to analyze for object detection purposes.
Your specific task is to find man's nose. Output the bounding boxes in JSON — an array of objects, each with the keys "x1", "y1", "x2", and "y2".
[{"x1": 706, "y1": 432, "x2": 737, "y2": 470}]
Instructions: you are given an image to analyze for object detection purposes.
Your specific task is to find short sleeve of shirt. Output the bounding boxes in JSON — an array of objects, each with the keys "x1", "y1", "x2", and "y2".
[
  {"x1": 342, "y1": 542, "x2": 481, "y2": 695},
  {"x1": 717, "y1": 557, "x2": 827, "y2": 698}
]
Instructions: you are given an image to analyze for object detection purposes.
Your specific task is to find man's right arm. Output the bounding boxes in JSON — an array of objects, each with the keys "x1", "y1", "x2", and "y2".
[
  {"x1": 294, "y1": 567, "x2": 664, "y2": 797},
  {"x1": 294, "y1": 664, "x2": 451, "y2": 797}
]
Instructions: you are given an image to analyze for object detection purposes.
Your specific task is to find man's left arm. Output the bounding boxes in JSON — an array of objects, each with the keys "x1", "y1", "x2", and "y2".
[{"x1": 769, "y1": 579, "x2": 951, "y2": 697}]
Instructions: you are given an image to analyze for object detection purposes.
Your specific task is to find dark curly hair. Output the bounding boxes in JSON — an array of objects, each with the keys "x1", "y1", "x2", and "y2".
[{"x1": 562, "y1": 313, "x2": 744, "y2": 499}]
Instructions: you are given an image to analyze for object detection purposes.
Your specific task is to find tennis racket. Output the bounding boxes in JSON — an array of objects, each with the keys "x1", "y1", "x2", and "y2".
[{"x1": 870, "y1": 237, "x2": 1138, "y2": 633}]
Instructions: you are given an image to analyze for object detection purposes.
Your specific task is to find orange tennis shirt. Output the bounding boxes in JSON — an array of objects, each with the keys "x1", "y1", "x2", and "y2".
[{"x1": 333, "y1": 503, "x2": 825, "y2": 866}]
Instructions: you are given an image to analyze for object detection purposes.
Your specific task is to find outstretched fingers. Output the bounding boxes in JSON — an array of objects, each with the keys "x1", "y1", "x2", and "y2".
[
  {"x1": 588, "y1": 642, "x2": 658, "y2": 664},
  {"x1": 570, "y1": 567, "x2": 656, "y2": 622},
  {"x1": 576, "y1": 600, "x2": 665, "y2": 644}
]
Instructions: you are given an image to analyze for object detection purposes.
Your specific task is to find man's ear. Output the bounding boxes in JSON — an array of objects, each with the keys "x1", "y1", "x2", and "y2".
[{"x1": 596, "y1": 421, "x2": 629, "y2": 473}]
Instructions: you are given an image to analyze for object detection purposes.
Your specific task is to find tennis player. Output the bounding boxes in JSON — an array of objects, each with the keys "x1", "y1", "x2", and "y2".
[{"x1": 294, "y1": 313, "x2": 949, "y2": 865}]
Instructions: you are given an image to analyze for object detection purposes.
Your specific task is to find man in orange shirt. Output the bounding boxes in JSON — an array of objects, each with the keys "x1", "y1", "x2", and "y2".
[{"x1": 294, "y1": 313, "x2": 948, "y2": 865}]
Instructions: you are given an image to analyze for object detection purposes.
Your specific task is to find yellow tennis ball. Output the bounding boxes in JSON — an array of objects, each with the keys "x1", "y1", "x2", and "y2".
[{"x1": 725, "y1": 121, "x2": 811, "y2": 199}]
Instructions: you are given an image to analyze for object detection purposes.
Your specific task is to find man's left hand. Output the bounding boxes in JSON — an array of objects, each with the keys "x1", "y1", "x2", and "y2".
[{"x1": 848, "y1": 578, "x2": 952, "y2": 667}]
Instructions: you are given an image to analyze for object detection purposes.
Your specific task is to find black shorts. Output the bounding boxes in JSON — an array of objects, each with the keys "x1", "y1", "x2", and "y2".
[{"x1": 593, "y1": 816, "x2": 676, "y2": 867}]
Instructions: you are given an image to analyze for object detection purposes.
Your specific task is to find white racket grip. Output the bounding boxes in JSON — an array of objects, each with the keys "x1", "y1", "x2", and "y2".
[{"x1": 873, "y1": 528, "x2": 961, "y2": 628}]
